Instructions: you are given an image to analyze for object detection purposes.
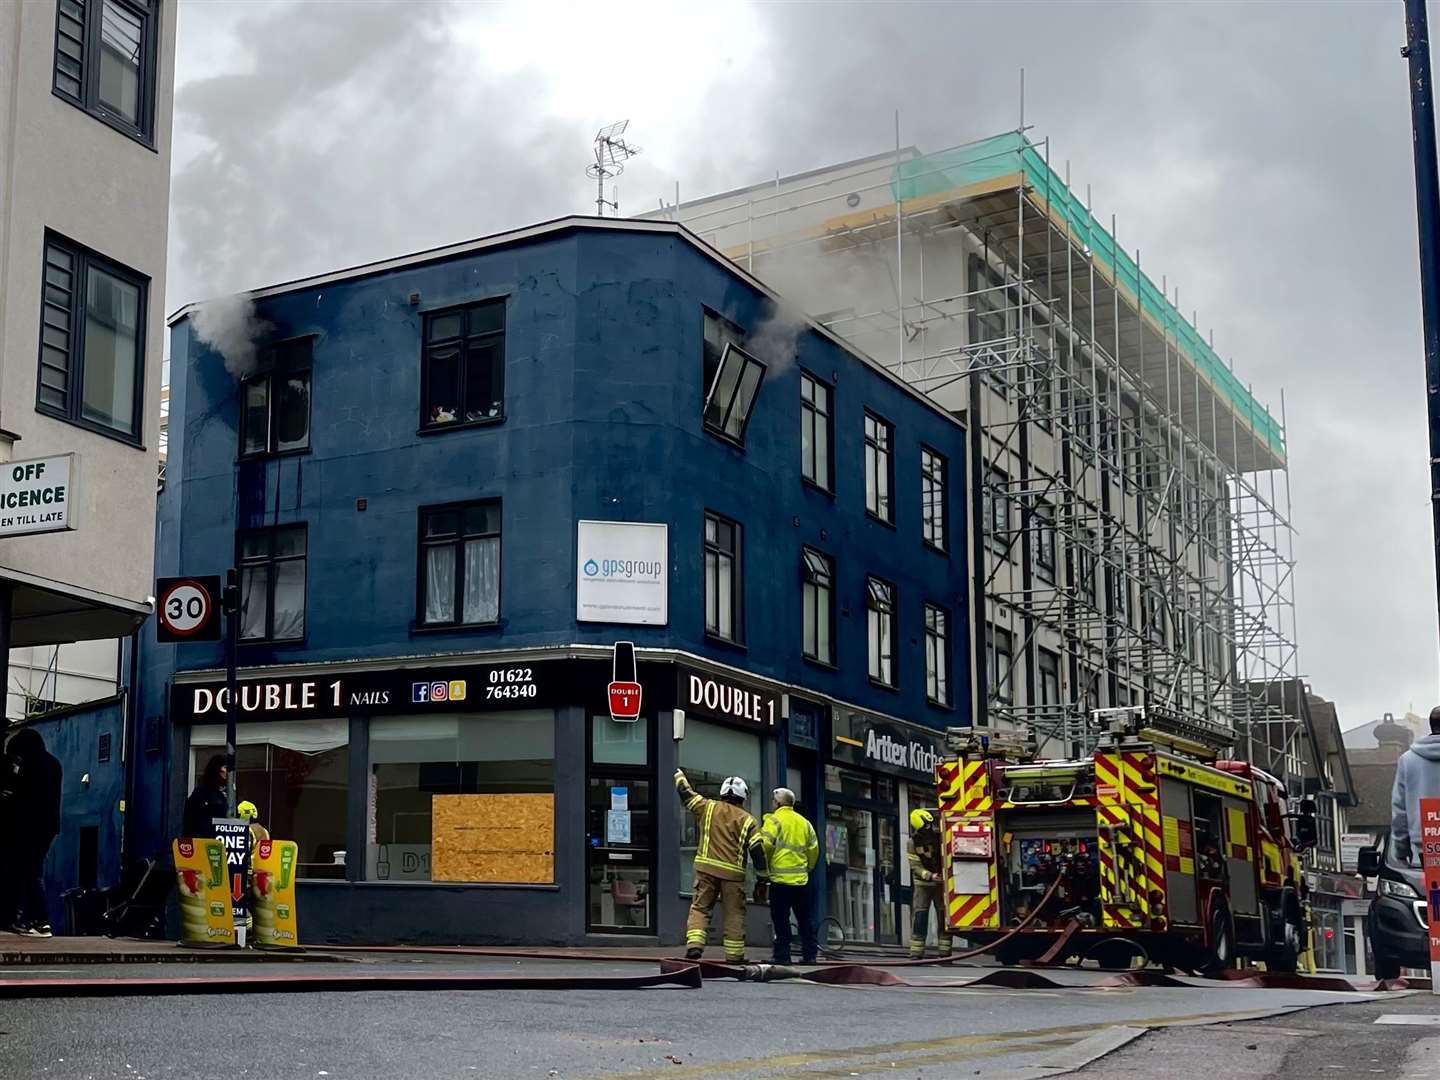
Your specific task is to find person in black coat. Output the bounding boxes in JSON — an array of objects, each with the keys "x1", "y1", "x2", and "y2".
[
  {"x1": 182, "y1": 755, "x2": 229, "y2": 840},
  {"x1": 2, "y1": 729, "x2": 62, "y2": 937}
]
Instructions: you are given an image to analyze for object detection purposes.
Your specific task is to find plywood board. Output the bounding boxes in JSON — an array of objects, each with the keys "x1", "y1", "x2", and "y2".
[{"x1": 431, "y1": 793, "x2": 555, "y2": 884}]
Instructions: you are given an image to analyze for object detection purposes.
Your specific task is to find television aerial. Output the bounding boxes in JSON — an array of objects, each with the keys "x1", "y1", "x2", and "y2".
[{"x1": 586, "y1": 120, "x2": 640, "y2": 217}]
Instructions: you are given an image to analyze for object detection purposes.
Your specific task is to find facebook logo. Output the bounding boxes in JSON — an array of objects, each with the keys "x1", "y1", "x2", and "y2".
[{"x1": 412, "y1": 682, "x2": 430, "y2": 703}]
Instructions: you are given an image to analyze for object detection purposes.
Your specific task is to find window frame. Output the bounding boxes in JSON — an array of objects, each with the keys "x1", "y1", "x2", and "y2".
[
  {"x1": 703, "y1": 510, "x2": 744, "y2": 645},
  {"x1": 985, "y1": 623, "x2": 1014, "y2": 705},
  {"x1": 703, "y1": 341, "x2": 766, "y2": 447},
  {"x1": 419, "y1": 297, "x2": 507, "y2": 433},
  {"x1": 52, "y1": 0, "x2": 161, "y2": 149},
  {"x1": 35, "y1": 230, "x2": 148, "y2": 446},
  {"x1": 863, "y1": 410, "x2": 894, "y2": 524},
  {"x1": 1032, "y1": 501, "x2": 1056, "y2": 585},
  {"x1": 920, "y1": 445, "x2": 947, "y2": 553},
  {"x1": 1037, "y1": 648, "x2": 1061, "y2": 711},
  {"x1": 236, "y1": 524, "x2": 308, "y2": 645},
  {"x1": 415, "y1": 500, "x2": 503, "y2": 630},
  {"x1": 801, "y1": 546, "x2": 835, "y2": 667},
  {"x1": 924, "y1": 602, "x2": 951, "y2": 708},
  {"x1": 799, "y1": 370, "x2": 834, "y2": 493},
  {"x1": 865, "y1": 576, "x2": 897, "y2": 689},
  {"x1": 983, "y1": 468, "x2": 1011, "y2": 555},
  {"x1": 967, "y1": 253, "x2": 1013, "y2": 398},
  {"x1": 240, "y1": 336, "x2": 314, "y2": 459}
]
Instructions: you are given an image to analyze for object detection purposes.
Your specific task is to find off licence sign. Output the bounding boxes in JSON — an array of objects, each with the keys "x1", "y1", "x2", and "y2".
[
  {"x1": 1420, "y1": 797, "x2": 1440, "y2": 991},
  {"x1": 0, "y1": 454, "x2": 73, "y2": 537}
]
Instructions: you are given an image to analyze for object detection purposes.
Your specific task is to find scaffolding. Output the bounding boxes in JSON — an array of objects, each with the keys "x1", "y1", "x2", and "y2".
[{"x1": 658, "y1": 130, "x2": 1306, "y2": 778}]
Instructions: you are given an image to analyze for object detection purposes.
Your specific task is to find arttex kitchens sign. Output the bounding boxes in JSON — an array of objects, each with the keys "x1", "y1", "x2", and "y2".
[
  {"x1": 0, "y1": 454, "x2": 74, "y2": 537},
  {"x1": 831, "y1": 710, "x2": 946, "y2": 781}
]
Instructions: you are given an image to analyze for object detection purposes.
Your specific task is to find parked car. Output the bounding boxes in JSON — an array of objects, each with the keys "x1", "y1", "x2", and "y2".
[{"x1": 1359, "y1": 832, "x2": 1429, "y2": 979}]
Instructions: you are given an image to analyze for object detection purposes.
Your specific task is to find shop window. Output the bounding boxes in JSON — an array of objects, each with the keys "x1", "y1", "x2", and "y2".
[
  {"x1": 241, "y1": 337, "x2": 312, "y2": 457},
  {"x1": 237, "y1": 524, "x2": 307, "y2": 643},
  {"x1": 592, "y1": 713, "x2": 649, "y2": 767},
  {"x1": 677, "y1": 721, "x2": 762, "y2": 894},
  {"x1": 420, "y1": 298, "x2": 505, "y2": 429},
  {"x1": 190, "y1": 721, "x2": 349, "y2": 880},
  {"x1": 863, "y1": 411, "x2": 893, "y2": 523},
  {"x1": 800, "y1": 372, "x2": 832, "y2": 491},
  {"x1": 368, "y1": 711, "x2": 554, "y2": 883},
  {"x1": 825, "y1": 765, "x2": 873, "y2": 800},
  {"x1": 866, "y1": 577, "x2": 896, "y2": 688},
  {"x1": 704, "y1": 511, "x2": 743, "y2": 644},
  {"x1": 921, "y1": 447, "x2": 946, "y2": 552},
  {"x1": 802, "y1": 547, "x2": 834, "y2": 665},
  {"x1": 418, "y1": 501, "x2": 501, "y2": 627},
  {"x1": 925, "y1": 604, "x2": 950, "y2": 707}
]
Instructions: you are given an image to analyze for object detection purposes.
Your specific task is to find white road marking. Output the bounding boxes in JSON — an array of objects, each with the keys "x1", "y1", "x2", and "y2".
[{"x1": 1375, "y1": 1014, "x2": 1440, "y2": 1025}]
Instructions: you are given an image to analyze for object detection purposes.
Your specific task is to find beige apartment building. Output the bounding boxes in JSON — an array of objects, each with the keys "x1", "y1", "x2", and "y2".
[
  {"x1": 0, "y1": 0, "x2": 177, "y2": 718},
  {"x1": 651, "y1": 132, "x2": 1304, "y2": 775}
]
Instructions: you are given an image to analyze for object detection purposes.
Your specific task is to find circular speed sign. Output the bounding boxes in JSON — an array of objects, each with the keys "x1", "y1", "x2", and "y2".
[{"x1": 159, "y1": 579, "x2": 213, "y2": 637}]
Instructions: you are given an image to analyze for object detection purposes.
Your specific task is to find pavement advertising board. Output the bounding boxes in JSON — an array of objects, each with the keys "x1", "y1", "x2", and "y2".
[{"x1": 1421, "y1": 797, "x2": 1440, "y2": 991}]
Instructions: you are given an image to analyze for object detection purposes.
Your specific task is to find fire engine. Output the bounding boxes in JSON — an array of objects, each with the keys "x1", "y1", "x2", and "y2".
[{"x1": 935, "y1": 706, "x2": 1318, "y2": 971}]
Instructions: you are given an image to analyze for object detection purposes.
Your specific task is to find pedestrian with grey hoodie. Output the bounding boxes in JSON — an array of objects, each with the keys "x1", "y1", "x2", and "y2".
[{"x1": 1390, "y1": 706, "x2": 1440, "y2": 862}]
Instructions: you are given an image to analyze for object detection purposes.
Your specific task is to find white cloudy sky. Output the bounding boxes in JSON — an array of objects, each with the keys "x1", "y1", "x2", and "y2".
[{"x1": 169, "y1": 0, "x2": 1435, "y2": 733}]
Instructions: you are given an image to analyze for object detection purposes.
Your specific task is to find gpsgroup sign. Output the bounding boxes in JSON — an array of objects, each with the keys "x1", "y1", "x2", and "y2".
[
  {"x1": 575, "y1": 520, "x2": 668, "y2": 626},
  {"x1": 0, "y1": 454, "x2": 74, "y2": 537}
]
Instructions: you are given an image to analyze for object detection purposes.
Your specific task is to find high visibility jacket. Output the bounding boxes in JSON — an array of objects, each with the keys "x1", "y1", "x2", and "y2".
[
  {"x1": 677, "y1": 774, "x2": 766, "y2": 882},
  {"x1": 908, "y1": 826, "x2": 942, "y2": 883},
  {"x1": 759, "y1": 806, "x2": 819, "y2": 886}
]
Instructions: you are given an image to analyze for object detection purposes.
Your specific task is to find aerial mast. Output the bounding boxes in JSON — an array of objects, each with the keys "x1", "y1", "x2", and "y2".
[{"x1": 586, "y1": 120, "x2": 640, "y2": 216}]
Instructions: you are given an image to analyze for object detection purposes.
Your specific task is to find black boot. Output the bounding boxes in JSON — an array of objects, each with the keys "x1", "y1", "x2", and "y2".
[{"x1": 685, "y1": 947, "x2": 703, "y2": 960}]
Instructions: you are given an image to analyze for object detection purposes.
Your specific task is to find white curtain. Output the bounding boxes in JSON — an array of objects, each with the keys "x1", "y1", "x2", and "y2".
[
  {"x1": 425, "y1": 545, "x2": 455, "y2": 623},
  {"x1": 191, "y1": 719, "x2": 348, "y2": 754},
  {"x1": 462, "y1": 536, "x2": 499, "y2": 623}
]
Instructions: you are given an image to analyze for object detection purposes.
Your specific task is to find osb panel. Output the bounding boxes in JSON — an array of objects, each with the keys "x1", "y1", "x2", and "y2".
[{"x1": 431, "y1": 793, "x2": 555, "y2": 884}]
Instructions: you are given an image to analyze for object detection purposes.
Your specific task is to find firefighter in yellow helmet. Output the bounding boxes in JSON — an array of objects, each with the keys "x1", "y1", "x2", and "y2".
[
  {"x1": 675, "y1": 769, "x2": 768, "y2": 962},
  {"x1": 908, "y1": 807, "x2": 952, "y2": 959},
  {"x1": 237, "y1": 800, "x2": 269, "y2": 939}
]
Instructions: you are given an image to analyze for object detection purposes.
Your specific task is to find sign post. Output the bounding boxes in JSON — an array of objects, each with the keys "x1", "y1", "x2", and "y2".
[
  {"x1": 1420, "y1": 797, "x2": 1440, "y2": 991},
  {"x1": 222, "y1": 569, "x2": 239, "y2": 816}
]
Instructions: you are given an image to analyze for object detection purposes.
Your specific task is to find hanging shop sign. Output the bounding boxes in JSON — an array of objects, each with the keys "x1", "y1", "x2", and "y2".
[
  {"x1": 0, "y1": 454, "x2": 74, "y2": 537},
  {"x1": 576, "y1": 520, "x2": 668, "y2": 626},
  {"x1": 170, "y1": 656, "x2": 676, "y2": 723},
  {"x1": 830, "y1": 710, "x2": 946, "y2": 781},
  {"x1": 676, "y1": 664, "x2": 781, "y2": 732}
]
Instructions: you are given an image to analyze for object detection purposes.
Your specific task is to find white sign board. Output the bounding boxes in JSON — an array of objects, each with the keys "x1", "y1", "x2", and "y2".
[
  {"x1": 0, "y1": 454, "x2": 74, "y2": 537},
  {"x1": 1341, "y1": 832, "x2": 1372, "y2": 874},
  {"x1": 576, "y1": 521, "x2": 668, "y2": 625}
]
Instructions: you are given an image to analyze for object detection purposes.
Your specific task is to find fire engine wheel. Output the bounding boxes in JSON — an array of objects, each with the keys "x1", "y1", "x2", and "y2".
[{"x1": 1200, "y1": 905, "x2": 1236, "y2": 973}]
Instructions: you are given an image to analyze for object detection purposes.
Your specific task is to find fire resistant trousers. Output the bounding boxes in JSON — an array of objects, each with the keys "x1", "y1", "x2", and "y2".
[
  {"x1": 769, "y1": 881, "x2": 817, "y2": 965},
  {"x1": 686, "y1": 872, "x2": 747, "y2": 962},
  {"x1": 910, "y1": 880, "x2": 952, "y2": 959}
]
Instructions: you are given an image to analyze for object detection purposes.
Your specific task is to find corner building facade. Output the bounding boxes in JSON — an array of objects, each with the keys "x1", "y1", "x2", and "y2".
[{"x1": 136, "y1": 218, "x2": 972, "y2": 947}]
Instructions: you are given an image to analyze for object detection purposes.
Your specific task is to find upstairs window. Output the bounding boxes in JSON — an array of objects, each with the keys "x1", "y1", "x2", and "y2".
[
  {"x1": 985, "y1": 623, "x2": 1014, "y2": 705},
  {"x1": 37, "y1": 233, "x2": 147, "y2": 444},
  {"x1": 866, "y1": 577, "x2": 896, "y2": 687},
  {"x1": 968, "y1": 255, "x2": 1013, "y2": 396},
  {"x1": 800, "y1": 372, "x2": 832, "y2": 491},
  {"x1": 421, "y1": 299, "x2": 505, "y2": 430},
  {"x1": 241, "y1": 337, "x2": 312, "y2": 457},
  {"x1": 238, "y1": 525, "x2": 307, "y2": 643},
  {"x1": 925, "y1": 603, "x2": 950, "y2": 707},
  {"x1": 1032, "y1": 502, "x2": 1056, "y2": 585},
  {"x1": 864, "y1": 411, "x2": 893, "y2": 522},
  {"x1": 983, "y1": 469, "x2": 1011, "y2": 555},
  {"x1": 53, "y1": 0, "x2": 159, "y2": 146},
  {"x1": 1038, "y1": 648, "x2": 1061, "y2": 712},
  {"x1": 801, "y1": 547, "x2": 834, "y2": 666},
  {"x1": 704, "y1": 512, "x2": 743, "y2": 644},
  {"x1": 921, "y1": 446, "x2": 947, "y2": 551},
  {"x1": 419, "y1": 502, "x2": 501, "y2": 627}
]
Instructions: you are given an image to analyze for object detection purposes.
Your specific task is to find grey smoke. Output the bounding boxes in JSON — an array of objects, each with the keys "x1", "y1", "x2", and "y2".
[
  {"x1": 191, "y1": 294, "x2": 272, "y2": 378},
  {"x1": 747, "y1": 301, "x2": 809, "y2": 372}
]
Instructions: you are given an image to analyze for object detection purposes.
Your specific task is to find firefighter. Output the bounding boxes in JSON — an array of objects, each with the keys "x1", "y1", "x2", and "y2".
[
  {"x1": 908, "y1": 807, "x2": 952, "y2": 960},
  {"x1": 237, "y1": 801, "x2": 269, "y2": 940},
  {"x1": 759, "y1": 787, "x2": 820, "y2": 965},
  {"x1": 675, "y1": 769, "x2": 768, "y2": 962}
]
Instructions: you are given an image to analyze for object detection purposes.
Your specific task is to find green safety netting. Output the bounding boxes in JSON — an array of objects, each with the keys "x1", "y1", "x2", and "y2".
[{"x1": 893, "y1": 132, "x2": 1285, "y2": 463}]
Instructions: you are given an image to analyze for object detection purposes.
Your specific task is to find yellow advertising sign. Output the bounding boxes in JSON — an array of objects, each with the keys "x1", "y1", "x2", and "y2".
[
  {"x1": 251, "y1": 838, "x2": 300, "y2": 948},
  {"x1": 172, "y1": 837, "x2": 235, "y2": 947}
]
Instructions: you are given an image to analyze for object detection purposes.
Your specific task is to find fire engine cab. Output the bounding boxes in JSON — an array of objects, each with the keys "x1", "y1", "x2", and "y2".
[{"x1": 935, "y1": 707, "x2": 1317, "y2": 971}]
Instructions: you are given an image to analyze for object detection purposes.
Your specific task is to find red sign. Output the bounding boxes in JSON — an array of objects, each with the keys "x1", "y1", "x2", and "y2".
[
  {"x1": 608, "y1": 681, "x2": 642, "y2": 719},
  {"x1": 1420, "y1": 797, "x2": 1440, "y2": 989}
]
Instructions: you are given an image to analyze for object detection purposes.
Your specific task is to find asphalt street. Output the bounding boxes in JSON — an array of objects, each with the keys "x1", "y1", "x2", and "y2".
[{"x1": 0, "y1": 954, "x2": 1396, "y2": 1079}]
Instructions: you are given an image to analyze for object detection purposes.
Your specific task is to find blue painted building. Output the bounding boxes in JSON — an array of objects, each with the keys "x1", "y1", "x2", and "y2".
[{"x1": 130, "y1": 217, "x2": 972, "y2": 946}]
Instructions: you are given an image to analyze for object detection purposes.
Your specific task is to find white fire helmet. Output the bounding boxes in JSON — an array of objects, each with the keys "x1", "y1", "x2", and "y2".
[{"x1": 720, "y1": 776, "x2": 749, "y2": 802}]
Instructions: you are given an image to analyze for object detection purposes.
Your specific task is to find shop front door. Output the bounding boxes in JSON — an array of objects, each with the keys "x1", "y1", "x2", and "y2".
[{"x1": 586, "y1": 777, "x2": 653, "y2": 932}]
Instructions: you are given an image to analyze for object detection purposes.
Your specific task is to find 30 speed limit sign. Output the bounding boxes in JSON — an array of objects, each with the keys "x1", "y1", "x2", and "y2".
[{"x1": 156, "y1": 576, "x2": 222, "y2": 643}]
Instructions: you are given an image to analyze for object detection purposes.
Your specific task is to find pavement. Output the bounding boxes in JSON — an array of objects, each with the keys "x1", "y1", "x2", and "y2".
[
  {"x1": 0, "y1": 929, "x2": 345, "y2": 964},
  {"x1": 0, "y1": 947, "x2": 1408, "y2": 1079}
]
